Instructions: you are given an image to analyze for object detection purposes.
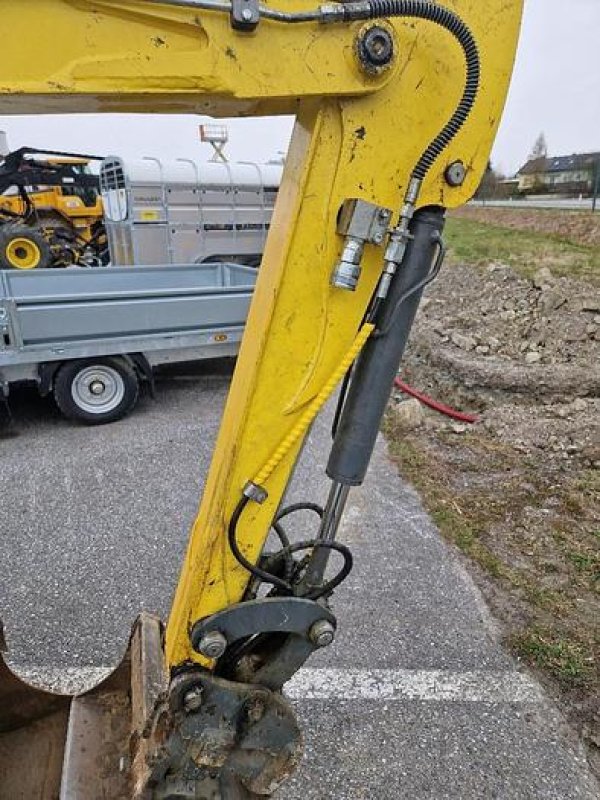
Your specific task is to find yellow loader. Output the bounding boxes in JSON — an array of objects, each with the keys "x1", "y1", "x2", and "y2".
[{"x1": 0, "y1": 147, "x2": 107, "y2": 269}]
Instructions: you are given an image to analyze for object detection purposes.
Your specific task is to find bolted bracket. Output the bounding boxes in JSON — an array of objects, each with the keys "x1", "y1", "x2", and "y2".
[
  {"x1": 190, "y1": 597, "x2": 337, "y2": 691},
  {"x1": 191, "y1": 596, "x2": 336, "y2": 654},
  {"x1": 331, "y1": 199, "x2": 392, "y2": 291}
]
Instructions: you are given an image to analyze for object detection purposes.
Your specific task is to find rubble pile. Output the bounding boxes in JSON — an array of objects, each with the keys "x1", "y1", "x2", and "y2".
[{"x1": 395, "y1": 263, "x2": 600, "y2": 468}]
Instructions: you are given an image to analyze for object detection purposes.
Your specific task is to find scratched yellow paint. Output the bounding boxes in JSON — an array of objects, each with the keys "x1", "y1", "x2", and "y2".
[{"x1": 0, "y1": 0, "x2": 523, "y2": 667}]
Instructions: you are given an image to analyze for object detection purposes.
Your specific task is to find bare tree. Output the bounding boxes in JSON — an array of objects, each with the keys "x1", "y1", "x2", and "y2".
[{"x1": 475, "y1": 161, "x2": 509, "y2": 200}]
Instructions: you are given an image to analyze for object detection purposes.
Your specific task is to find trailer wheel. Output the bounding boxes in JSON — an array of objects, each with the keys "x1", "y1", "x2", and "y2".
[
  {"x1": 53, "y1": 357, "x2": 139, "y2": 424},
  {"x1": 0, "y1": 226, "x2": 52, "y2": 269}
]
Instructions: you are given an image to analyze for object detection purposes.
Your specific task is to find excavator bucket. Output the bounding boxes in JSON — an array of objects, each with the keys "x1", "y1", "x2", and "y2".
[
  {"x1": 0, "y1": 613, "x2": 303, "y2": 799},
  {"x1": 0, "y1": 613, "x2": 165, "y2": 800}
]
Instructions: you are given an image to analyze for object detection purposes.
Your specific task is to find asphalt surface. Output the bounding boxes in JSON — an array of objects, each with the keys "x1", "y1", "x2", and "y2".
[{"x1": 1, "y1": 364, "x2": 597, "y2": 799}]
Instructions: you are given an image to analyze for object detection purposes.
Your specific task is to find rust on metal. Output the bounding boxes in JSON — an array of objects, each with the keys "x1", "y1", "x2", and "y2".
[{"x1": 0, "y1": 614, "x2": 166, "y2": 800}]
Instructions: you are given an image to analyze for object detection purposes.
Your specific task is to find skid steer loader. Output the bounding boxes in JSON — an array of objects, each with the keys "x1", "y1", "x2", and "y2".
[{"x1": 0, "y1": 147, "x2": 107, "y2": 268}]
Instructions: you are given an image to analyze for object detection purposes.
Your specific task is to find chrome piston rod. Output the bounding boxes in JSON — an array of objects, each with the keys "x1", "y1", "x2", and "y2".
[{"x1": 300, "y1": 480, "x2": 350, "y2": 591}]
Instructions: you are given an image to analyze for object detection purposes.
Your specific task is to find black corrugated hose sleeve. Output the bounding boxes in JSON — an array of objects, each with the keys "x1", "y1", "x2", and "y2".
[{"x1": 359, "y1": 0, "x2": 480, "y2": 181}]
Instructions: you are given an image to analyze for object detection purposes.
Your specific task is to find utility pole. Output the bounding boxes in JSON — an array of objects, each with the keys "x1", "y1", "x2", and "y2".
[{"x1": 592, "y1": 158, "x2": 599, "y2": 212}]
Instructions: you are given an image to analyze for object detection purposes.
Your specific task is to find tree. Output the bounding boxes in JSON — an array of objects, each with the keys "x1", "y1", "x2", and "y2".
[
  {"x1": 529, "y1": 132, "x2": 548, "y2": 161},
  {"x1": 475, "y1": 161, "x2": 508, "y2": 200}
]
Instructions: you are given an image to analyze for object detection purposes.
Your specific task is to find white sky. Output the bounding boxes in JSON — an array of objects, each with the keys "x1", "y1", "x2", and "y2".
[{"x1": 0, "y1": 0, "x2": 597, "y2": 176}]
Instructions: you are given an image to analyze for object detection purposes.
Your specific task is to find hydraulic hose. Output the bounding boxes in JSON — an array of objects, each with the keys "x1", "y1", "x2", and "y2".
[
  {"x1": 228, "y1": 494, "x2": 353, "y2": 595},
  {"x1": 394, "y1": 377, "x2": 479, "y2": 424},
  {"x1": 355, "y1": 0, "x2": 480, "y2": 182},
  {"x1": 140, "y1": 1, "x2": 480, "y2": 182}
]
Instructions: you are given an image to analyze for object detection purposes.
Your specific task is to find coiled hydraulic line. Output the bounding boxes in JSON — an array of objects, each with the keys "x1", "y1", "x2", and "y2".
[{"x1": 228, "y1": 496, "x2": 353, "y2": 597}]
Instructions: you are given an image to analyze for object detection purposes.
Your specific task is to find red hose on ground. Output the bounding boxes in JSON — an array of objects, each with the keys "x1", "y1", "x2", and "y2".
[{"x1": 393, "y1": 377, "x2": 479, "y2": 424}]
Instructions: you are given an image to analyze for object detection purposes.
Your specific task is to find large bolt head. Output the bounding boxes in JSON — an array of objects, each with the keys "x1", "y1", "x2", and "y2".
[
  {"x1": 309, "y1": 619, "x2": 335, "y2": 648},
  {"x1": 197, "y1": 630, "x2": 227, "y2": 659},
  {"x1": 357, "y1": 26, "x2": 394, "y2": 71},
  {"x1": 444, "y1": 160, "x2": 467, "y2": 187},
  {"x1": 183, "y1": 686, "x2": 203, "y2": 713}
]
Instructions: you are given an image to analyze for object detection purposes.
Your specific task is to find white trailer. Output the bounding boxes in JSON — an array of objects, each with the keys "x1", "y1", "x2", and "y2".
[{"x1": 100, "y1": 156, "x2": 282, "y2": 268}]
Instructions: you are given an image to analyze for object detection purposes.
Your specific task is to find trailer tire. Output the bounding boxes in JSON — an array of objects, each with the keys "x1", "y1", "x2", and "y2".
[
  {"x1": 53, "y1": 357, "x2": 139, "y2": 424},
  {"x1": 0, "y1": 226, "x2": 52, "y2": 270}
]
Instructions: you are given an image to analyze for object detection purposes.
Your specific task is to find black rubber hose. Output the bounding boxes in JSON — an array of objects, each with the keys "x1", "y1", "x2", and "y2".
[
  {"x1": 275, "y1": 502, "x2": 324, "y2": 522},
  {"x1": 229, "y1": 497, "x2": 352, "y2": 597},
  {"x1": 359, "y1": 0, "x2": 480, "y2": 181},
  {"x1": 262, "y1": 540, "x2": 354, "y2": 600},
  {"x1": 228, "y1": 496, "x2": 293, "y2": 594}
]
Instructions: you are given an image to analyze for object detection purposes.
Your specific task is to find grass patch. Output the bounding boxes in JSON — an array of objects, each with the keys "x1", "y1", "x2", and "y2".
[
  {"x1": 383, "y1": 417, "x2": 515, "y2": 582},
  {"x1": 383, "y1": 410, "x2": 599, "y2": 697},
  {"x1": 567, "y1": 551, "x2": 599, "y2": 574},
  {"x1": 510, "y1": 627, "x2": 594, "y2": 687},
  {"x1": 444, "y1": 217, "x2": 600, "y2": 283}
]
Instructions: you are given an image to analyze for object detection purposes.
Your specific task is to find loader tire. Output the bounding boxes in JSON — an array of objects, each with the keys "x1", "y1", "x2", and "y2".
[
  {"x1": 53, "y1": 357, "x2": 140, "y2": 425},
  {"x1": 0, "y1": 226, "x2": 52, "y2": 269}
]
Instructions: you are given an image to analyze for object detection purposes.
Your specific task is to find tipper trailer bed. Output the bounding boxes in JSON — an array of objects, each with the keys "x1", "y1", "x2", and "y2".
[{"x1": 0, "y1": 262, "x2": 255, "y2": 423}]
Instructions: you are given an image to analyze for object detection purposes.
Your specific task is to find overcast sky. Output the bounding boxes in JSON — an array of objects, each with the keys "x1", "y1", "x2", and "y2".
[{"x1": 0, "y1": 0, "x2": 597, "y2": 176}]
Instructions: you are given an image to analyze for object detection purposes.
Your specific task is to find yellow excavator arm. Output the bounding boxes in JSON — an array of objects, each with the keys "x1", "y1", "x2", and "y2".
[{"x1": 0, "y1": 1, "x2": 523, "y2": 797}]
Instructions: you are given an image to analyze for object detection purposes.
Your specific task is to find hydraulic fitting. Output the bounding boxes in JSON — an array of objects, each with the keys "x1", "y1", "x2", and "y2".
[
  {"x1": 331, "y1": 238, "x2": 364, "y2": 291},
  {"x1": 375, "y1": 176, "x2": 423, "y2": 300},
  {"x1": 243, "y1": 480, "x2": 268, "y2": 504},
  {"x1": 331, "y1": 199, "x2": 392, "y2": 291}
]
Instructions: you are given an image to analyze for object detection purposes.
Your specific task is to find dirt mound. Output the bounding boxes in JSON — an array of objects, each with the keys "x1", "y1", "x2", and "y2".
[{"x1": 411, "y1": 262, "x2": 599, "y2": 399}]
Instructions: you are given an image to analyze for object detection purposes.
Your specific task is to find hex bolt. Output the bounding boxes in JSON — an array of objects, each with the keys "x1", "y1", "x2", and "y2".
[
  {"x1": 309, "y1": 619, "x2": 335, "y2": 648},
  {"x1": 197, "y1": 630, "x2": 228, "y2": 659},
  {"x1": 245, "y1": 695, "x2": 266, "y2": 723},
  {"x1": 357, "y1": 26, "x2": 394, "y2": 71},
  {"x1": 444, "y1": 160, "x2": 467, "y2": 187},
  {"x1": 183, "y1": 685, "x2": 204, "y2": 713}
]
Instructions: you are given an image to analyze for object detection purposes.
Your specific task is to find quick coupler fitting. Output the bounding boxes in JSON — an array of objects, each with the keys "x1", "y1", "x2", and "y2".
[{"x1": 330, "y1": 237, "x2": 364, "y2": 291}]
